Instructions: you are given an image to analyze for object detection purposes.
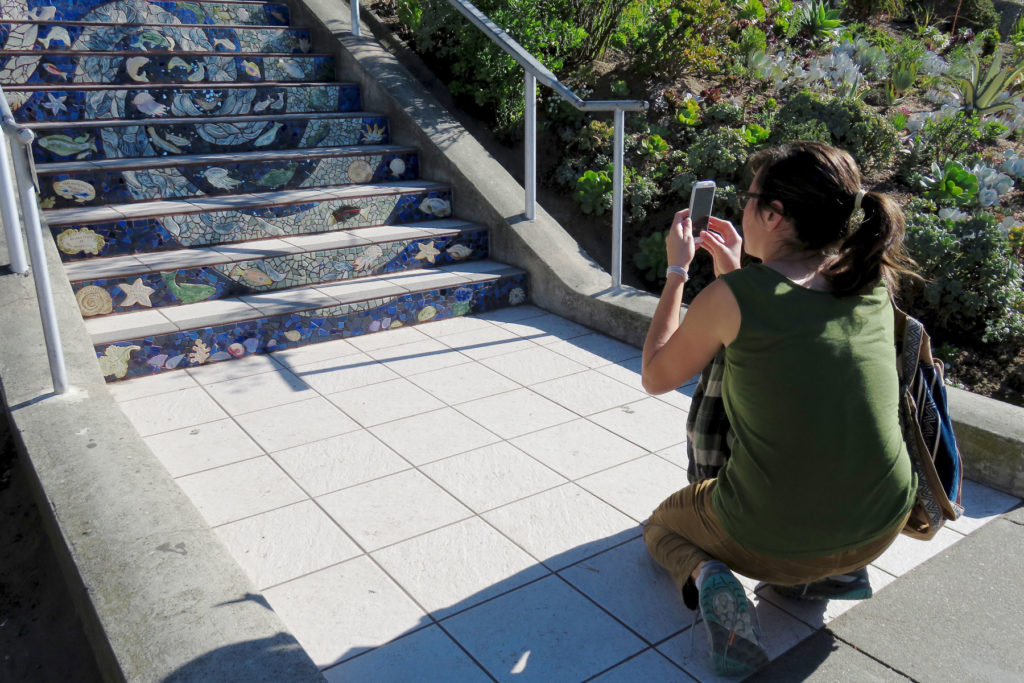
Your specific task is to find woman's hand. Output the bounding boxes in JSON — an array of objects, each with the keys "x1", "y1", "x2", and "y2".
[
  {"x1": 699, "y1": 216, "x2": 743, "y2": 277},
  {"x1": 666, "y1": 209, "x2": 696, "y2": 269}
]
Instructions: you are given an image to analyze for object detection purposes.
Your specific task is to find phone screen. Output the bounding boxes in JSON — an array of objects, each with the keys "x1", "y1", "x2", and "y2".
[{"x1": 689, "y1": 181, "x2": 716, "y2": 235}]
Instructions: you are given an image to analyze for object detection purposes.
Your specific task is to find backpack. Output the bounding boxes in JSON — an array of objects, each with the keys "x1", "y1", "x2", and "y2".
[{"x1": 894, "y1": 306, "x2": 965, "y2": 540}]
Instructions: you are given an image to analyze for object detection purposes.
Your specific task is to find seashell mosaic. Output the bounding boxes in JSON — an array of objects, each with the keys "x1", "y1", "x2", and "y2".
[
  {"x1": 95, "y1": 272, "x2": 528, "y2": 380},
  {"x1": 70, "y1": 229, "x2": 489, "y2": 316},
  {"x1": 38, "y1": 150, "x2": 420, "y2": 207},
  {"x1": 1, "y1": 0, "x2": 291, "y2": 26}
]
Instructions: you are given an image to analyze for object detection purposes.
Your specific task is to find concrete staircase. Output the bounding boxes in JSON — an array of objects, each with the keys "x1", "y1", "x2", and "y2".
[{"x1": 2, "y1": 0, "x2": 527, "y2": 381}]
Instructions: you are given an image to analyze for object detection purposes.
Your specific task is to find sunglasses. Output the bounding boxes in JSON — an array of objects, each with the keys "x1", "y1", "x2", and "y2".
[{"x1": 734, "y1": 190, "x2": 769, "y2": 210}]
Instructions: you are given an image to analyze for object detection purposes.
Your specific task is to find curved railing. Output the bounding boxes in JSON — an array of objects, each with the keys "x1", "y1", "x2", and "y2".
[
  {"x1": 1, "y1": 86, "x2": 68, "y2": 394},
  {"x1": 350, "y1": 0, "x2": 648, "y2": 288}
]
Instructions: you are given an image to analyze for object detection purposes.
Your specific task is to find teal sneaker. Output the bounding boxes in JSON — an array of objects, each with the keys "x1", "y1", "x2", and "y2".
[
  {"x1": 697, "y1": 564, "x2": 769, "y2": 677},
  {"x1": 770, "y1": 567, "x2": 873, "y2": 601}
]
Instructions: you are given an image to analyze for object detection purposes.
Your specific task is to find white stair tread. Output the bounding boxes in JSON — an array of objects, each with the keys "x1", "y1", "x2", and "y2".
[
  {"x1": 86, "y1": 260, "x2": 522, "y2": 343},
  {"x1": 38, "y1": 144, "x2": 416, "y2": 174},
  {"x1": 29, "y1": 111, "x2": 384, "y2": 131},
  {"x1": 43, "y1": 181, "x2": 449, "y2": 225}
]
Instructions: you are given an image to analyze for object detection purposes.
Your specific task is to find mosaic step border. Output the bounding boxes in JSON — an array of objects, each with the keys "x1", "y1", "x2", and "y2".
[
  {"x1": 38, "y1": 146, "x2": 419, "y2": 207},
  {"x1": 0, "y1": 23, "x2": 311, "y2": 54},
  {"x1": 69, "y1": 224, "x2": 489, "y2": 316},
  {"x1": 47, "y1": 185, "x2": 455, "y2": 258},
  {"x1": 3, "y1": 0, "x2": 291, "y2": 26},
  {"x1": 10, "y1": 83, "x2": 363, "y2": 123},
  {"x1": 29, "y1": 114, "x2": 389, "y2": 162},
  {"x1": 92, "y1": 269, "x2": 528, "y2": 381},
  {"x1": 0, "y1": 53, "x2": 335, "y2": 85}
]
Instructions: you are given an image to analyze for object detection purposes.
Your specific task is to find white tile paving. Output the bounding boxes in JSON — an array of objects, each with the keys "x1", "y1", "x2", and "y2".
[{"x1": 113, "y1": 310, "x2": 1022, "y2": 681}]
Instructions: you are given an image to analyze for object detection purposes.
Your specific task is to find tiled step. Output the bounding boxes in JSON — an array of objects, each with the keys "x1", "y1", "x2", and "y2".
[
  {"x1": 29, "y1": 112, "x2": 389, "y2": 162},
  {"x1": 46, "y1": 182, "x2": 456, "y2": 258},
  {"x1": 38, "y1": 144, "x2": 421, "y2": 206},
  {"x1": 2, "y1": 1, "x2": 290, "y2": 26},
  {"x1": 0, "y1": 23, "x2": 310, "y2": 53},
  {"x1": 87, "y1": 261, "x2": 529, "y2": 381},
  {"x1": 7, "y1": 82, "x2": 362, "y2": 123},
  {"x1": 67, "y1": 220, "x2": 489, "y2": 316},
  {"x1": 0, "y1": 53, "x2": 334, "y2": 85}
]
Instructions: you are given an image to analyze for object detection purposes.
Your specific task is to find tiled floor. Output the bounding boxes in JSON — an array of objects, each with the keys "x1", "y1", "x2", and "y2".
[{"x1": 111, "y1": 306, "x2": 1021, "y2": 682}]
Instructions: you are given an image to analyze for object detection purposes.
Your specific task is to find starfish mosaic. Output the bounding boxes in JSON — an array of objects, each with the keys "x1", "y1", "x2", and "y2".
[
  {"x1": 41, "y1": 93, "x2": 68, "y2": 116},
  {"x1": 117, "y1": 278, "x2": 156, "y2": 308},
  {"x1": 414, "y1": 241, "x2": 440, "y2": 264}
]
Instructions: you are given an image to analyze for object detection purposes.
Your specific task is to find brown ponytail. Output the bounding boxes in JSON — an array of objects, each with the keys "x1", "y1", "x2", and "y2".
[{"x1": 747, "y1": 141, "x2": 918, "y2": 297}]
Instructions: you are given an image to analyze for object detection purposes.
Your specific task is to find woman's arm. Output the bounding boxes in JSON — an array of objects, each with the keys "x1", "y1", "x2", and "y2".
[{"x1": 641, "y1": 211, "x2": 741, "y2": 395}]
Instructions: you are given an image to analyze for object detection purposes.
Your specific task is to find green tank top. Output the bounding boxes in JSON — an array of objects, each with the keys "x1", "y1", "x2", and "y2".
[{"x1": 712, "y1": 265, "x2": 916, "y2": 558}]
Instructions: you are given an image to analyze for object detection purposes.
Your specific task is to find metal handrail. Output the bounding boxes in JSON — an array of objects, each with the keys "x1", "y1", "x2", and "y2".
[
  {"x1": 0, "y1": 86, "x2": 69, "y2": 394},
  {"x1": 350, "y1": 0, "x2": 648, "y2": 288}
]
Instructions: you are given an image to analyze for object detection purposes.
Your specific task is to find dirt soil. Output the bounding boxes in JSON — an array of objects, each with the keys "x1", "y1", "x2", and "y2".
[{"x1": 0, "y1": 412, "x2": 103, "y2": 683}]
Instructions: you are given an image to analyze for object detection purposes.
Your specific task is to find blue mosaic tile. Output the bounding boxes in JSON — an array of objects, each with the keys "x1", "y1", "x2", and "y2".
[
  {"x1": 31, "y1": 115, "x2": 388, "y2": 162},
  {"x1": 71, "y1": 229, "x2": 489, "y2": 316},
  {"x1": 1, "y1": 0, "x2": 290, "y2": 26},
  {"x1": 96, "y1": 272, "x2": 529, "y2": 380},
  {"x1": 0, "y1": 54, "x2": 334, "y2": 86},
  {"x1": 0, "y1": 24, "x2": 310, "y2": 53},
  {"x1": 52, "y1": 189, "x2": 455, "y2": 259}
]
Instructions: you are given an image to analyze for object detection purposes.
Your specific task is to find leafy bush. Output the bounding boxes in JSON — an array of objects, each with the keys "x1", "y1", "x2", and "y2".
[
  {"x1": 902, "y1": 205, "x2": 1024, "y2": 344},
  {"x1": 951, "y1": 0, "x2": 1000, "y2": 33},
  {"x1": 739, "y1": 24, "x2": 768, "y2": 60},
  {"x1": 634, "y1": 230, "x2": 668, "y2": 281},
  {"x1": 401, "y1": 0, "x2": 637, "y2": 136},
  {"x1": 628, "y1": 0, "x2": 734, "y2": 79},
  {"x1": 904, "y1": 111, "x2": 984, "y2": 168},
  {"x1": 685, "y1": 128, "x2": 752, "y2": 183},
  {"x1": 842, "y1": 0, "x2": 905, "y2": 21},
  {"x1": 702, "y1": 102, "x2": 745, "y2": 129},
  {"x1": 769, "y1": 92, "x2": 900, "y2": 173}
]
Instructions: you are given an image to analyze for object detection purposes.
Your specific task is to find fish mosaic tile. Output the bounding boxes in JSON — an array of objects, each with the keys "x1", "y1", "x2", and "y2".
[
  {"x1": 1, "y1": 1, "x2": 290, "y2": 26},
  {"x1": 70, "y1": 229, "x2": 490, "y2": 316},
  {"x1": 51, "y1": 189, "x2": 455, "y2": 259},
  {"x1": 38, "y1": 150, "x2": 420, "y2": 206},
  {"x1": 0, "y1": 23, "x2": 310, "y2": 53},
  {"x1": 10, "y1": 84, "x2": 362, "y2": 123},
  {"x1": 94, "y1": 272, "x2": 528, "y2": 380},
  {"x1": 0, "y1": 53, "x2": 334, "y2": 86},
  {"x1": 31, "y1": 115, "x2": 388, "y2": 161}
]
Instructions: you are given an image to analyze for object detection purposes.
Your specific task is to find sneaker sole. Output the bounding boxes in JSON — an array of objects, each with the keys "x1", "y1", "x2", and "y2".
[{"x1": 699, "y1": 573, "x2": 770, "y2": 676}]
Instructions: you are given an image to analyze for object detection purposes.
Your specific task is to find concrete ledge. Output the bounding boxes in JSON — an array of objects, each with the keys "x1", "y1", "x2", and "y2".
[
  {"x1": 948, "y1": 387, "x2": 1024, "y2": 499},
  {"x1": 0, "y1": 232, "x2": 321, "y2": 679},
  {"x1": 296, "y1": 0, "x2": 1024, "y2": 498}
]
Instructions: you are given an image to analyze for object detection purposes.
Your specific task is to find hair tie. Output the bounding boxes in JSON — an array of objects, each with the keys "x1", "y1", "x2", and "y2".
[{"x1": 853, "y1": 189, "x2": 867, "y2": 212}]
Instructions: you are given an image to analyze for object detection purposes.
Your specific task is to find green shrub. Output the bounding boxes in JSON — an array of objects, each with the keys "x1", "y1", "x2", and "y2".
[
  {"x1": 794, "y1": 0, "x2": 843, "y2": 42},
  {"x1": 769, "y1": 92, "x2": 900, "y2": 173},
  {"x1": 625, "y1": 168, "x2": 659, "y2": 225},
  {"x1": 902, "y1": 206, "x2": 1024, "y2": 344},
  {"x1": 842, "y1": 0, "x2": 905, "y2": 21},
  {"x1": 628, "y1": 0, "x2": 735, "y2": 79},
  {"x1": 402, "y1": 0, "x2": 638, "y2": 136},
  {"x1": 904, "y1": 111, "x2": 984, "y2": 169},
  {"x1": 702, "y1": 102, "x2": 746, "y2": 129},
  {"x1": 686, "y1": 128, "x2": 752, "y2": 182},
  {"x1": 739, "y1": 24, "x2": 768, "y2": 59},
  {"x1": 634, "y1": 230, "x2": 668, "y2": 282},
  {"x1": 952, "y1": 0, "x2": 1000, "y2": 33}
]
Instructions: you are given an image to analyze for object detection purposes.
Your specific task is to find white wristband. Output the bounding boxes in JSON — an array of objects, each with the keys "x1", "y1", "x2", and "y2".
[{"x1": 666, "y1": 265, "x2": 689, "y2": 281}]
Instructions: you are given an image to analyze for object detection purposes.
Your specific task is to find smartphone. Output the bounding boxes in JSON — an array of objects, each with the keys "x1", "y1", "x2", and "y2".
[{"x1": 689, "y1": 180, "x2": 716, "y2": 235}]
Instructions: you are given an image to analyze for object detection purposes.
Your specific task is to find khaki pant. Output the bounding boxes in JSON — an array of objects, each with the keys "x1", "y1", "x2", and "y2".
[{"x1": 644, "y1": 479, "x2": 908, "y2": 590}]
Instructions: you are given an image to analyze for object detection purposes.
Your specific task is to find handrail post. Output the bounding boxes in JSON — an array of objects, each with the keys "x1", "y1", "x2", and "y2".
[
  {"x1": 0, "y1": 129, "x2": 29, "y2": 274},
  {"x1": 10, "y1": 143, "x2": 68, "y2": 394},
  {"x1": 524, "y1": 72, "x2": 536, "y2": 221},
  {"x1": 351, "y1": 0, "x2": 361, "y2": 36},
  {"x1": 611, "y1": 108, "x2": 625, "y2": 289}
]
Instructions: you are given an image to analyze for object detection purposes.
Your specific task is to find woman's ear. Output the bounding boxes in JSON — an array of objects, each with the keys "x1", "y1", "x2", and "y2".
[{"x1": 763, "y1": 201, "x2": 786, "y2": 231}]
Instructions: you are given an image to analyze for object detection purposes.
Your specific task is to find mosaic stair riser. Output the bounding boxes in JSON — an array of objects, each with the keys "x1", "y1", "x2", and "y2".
[
  {"x1": 0, "y1": 53, "x2": 334, "y2": 86},
  {"x1": 31, "y1": 115, "x2": 388, "y2": 162},
  {"x1": 72, "y1": 228, "x2": 489, "y2": 316},
  {"x1": 38, "y1": 151, "x2": 420, "y2": 207},
  {"x1": 95, "y1": 272, "x2": 529, "y2": 381},
  {"x1": 2, "y1": 1, "x2": 290, "y2": 26},
  {"x1": 10, "y1": 83, "x2": 362, "y2": 123},
  {"x1": 51, "y1": 189, "x2": 455, "y2": 259},
  {"x1": 0, "y1": 24, "x2": 311, "y2": 53}
]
